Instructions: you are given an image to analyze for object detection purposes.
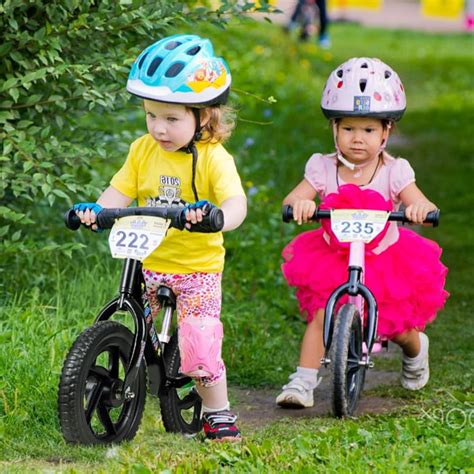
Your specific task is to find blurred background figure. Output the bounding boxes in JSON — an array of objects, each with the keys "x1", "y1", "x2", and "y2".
[{"x1": 285, "y1": 0, "x2": 331, "y2": 48}]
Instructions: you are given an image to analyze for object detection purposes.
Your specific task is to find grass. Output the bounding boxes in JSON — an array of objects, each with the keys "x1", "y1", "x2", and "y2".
[{"x1": 1, "y1": 18, "x2": 474, "y2": 472}]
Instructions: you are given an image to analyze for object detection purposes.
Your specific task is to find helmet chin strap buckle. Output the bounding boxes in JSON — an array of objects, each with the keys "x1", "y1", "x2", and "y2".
[{"x1": 337, "y1": 152, "x2": 356, "y2": 170}]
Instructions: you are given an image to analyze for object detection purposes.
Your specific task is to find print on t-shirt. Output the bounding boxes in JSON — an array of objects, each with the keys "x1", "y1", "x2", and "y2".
[{"x1": 146, "y1": 174, "x2": 187, "y2": 208}]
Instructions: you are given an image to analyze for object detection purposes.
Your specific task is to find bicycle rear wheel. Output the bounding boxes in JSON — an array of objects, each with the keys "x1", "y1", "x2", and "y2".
[
  {"x1": 159, "y1": 331, "x2": 202, "y2": 435},
  {"x1": 58, "y1": 321, "x2": 146, "y2": 444},
  {"x1": 330, "y1": 304, "x2": 366, "y2": 417}
]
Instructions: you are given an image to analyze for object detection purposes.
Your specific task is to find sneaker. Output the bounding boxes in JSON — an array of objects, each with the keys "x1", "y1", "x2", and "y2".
[
  {"x1": 202, "y1": 410, "x2": 241, "y2": 442},
  {"x1": 276, "y1": 372, "x2": 322, "y2": 408},
  {"x1": 401, "y1": 332, "x2": 430, "y2": 390},
  {"x1": 318, "y1": 34, "x2": 331, "y2": 49}
]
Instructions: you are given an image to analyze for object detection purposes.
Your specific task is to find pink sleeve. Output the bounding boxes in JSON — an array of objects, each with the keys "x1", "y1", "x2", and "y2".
[
  {"x1": 304, "y1": 153, "x2": 327, "y2": 194},
  {"x1": 390, "y1": 158, "x2": 415, "y2": 200}
]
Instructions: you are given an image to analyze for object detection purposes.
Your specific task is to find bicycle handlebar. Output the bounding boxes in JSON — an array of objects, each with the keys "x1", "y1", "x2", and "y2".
[
  {"x1": 64, "y1": 205, "x2": 225, "y2": 233},
  {"x1": 282, "y1": 205, "x2": 440, "y2": 227}
]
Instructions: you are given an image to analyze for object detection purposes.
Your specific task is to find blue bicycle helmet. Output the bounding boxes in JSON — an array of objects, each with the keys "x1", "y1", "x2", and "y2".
[{"x1": 127, "y1": 34, "x2": 231, "y2": 106}]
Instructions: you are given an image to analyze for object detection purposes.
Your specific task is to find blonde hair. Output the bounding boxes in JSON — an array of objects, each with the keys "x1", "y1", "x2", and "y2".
[{"x1": 194, "y1": 105, "x2": 236, "y2": 144}]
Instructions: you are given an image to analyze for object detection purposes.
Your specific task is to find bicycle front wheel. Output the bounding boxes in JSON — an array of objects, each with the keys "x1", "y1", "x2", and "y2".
[
  {"x1": 330, "y1": 304, "x2": 366, "y2": 417},
  {"x1": 58, "y1": 321, "x2": 147, "y2": 444}
]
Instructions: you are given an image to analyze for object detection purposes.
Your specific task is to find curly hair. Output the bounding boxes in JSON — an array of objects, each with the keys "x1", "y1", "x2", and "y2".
[{"x1": 194, "y1": 105, "x2": 236, "y2": 144}]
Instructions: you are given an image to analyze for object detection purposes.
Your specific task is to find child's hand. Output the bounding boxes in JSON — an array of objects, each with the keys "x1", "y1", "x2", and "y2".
[
  {"x1": 73, "y1": 202, "x2": 103, "y2": 232},
  {"x1": 184, "y1": 200, "x2": 215, "y2": 230},
  {"x1": 404, "y1": 200, "x2": 437, "y2": 224},
  {"x1": 292, "y1": 199, "x2": 317, "y2": 225}
]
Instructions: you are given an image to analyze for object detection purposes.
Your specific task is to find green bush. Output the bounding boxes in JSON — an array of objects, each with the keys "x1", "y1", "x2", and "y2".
[{"x1": 0, "y1": 0, "x2": 275, "y2": 293}]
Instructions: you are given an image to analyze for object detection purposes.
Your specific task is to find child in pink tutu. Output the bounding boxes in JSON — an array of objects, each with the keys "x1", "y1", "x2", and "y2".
[{"x1": 276, "y1": 58, "x2": 449, "y2": 408}]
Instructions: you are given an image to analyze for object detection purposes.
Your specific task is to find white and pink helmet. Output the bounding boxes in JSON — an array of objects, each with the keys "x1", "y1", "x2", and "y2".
[{"x1": 321, "y1": 57, "x2": 406, "y2": 121}]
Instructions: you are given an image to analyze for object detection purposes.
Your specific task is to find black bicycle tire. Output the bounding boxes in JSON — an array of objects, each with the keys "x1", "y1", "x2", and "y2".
[
  {"x1": 58, "y1": 321, "x2": 146, "y2": 444},
  {"x1": 330, "y1": 304, "x2": 366, "y2": 417},
  {"x1": 159, "y1": 331, "x2": 202, "y2": 434}
]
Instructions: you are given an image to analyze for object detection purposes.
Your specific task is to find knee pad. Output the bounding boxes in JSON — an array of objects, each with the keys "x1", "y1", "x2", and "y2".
[{"x1": 178, "y1": 317, "x2": 223, "y2": 378}]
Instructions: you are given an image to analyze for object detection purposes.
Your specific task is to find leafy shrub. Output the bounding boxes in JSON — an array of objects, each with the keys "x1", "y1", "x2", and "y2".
[{"x1": 0, "y1": 0, "x2": 274, "y2": 293}]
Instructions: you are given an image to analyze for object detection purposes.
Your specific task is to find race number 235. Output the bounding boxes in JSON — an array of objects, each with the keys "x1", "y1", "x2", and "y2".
[
  {"x1": 340, "y1": 221, "x2": 374, "y2": 235},
  {"x1": 331, "y1": 209, "x2": 388, "y2": 243}
]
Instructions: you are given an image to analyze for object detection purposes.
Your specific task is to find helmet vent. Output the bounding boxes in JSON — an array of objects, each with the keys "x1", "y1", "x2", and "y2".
[
  {"x1": 165, "y1": 62, "x2": 185, "y2": 78},
  {"x1": 187, "y1": 46, "x2": 201, "y2": 56},
  {"x1": 165, "y1": 41, "x2": 181, "y2": 50},
  {"x1": 359, "y1": 79, "x2": 367, "y2": 92},
  {"x1": 384, "y1": 70, "x2": 392, "y2": 79},
  {"x1": 148, "y1": 57, "x2": 163, "y2": 76},
  {"x1": 336, "y1": 69, "x2": 343, "y2": 78},
  {"x1": 361, "y1": 62, "x2": 368, "y2": 68},
  {"x1": 138, "y1": 52, "x2": 148, "y2": 70}
]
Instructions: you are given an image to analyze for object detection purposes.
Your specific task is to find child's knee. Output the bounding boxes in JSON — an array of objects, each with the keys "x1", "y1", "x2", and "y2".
[
  {"x1": 195, "y1": 366, "x2": 226, "y2": 388},
  {"x1": 178, "y1": 316, "x2": 224, "y2": 379},
  {"x1": 391, "y1": 328, "x2": 417, "y2": 346}
]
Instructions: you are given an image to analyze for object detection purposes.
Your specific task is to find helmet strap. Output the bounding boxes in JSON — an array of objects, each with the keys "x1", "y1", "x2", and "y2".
[
  {"x1": 180, "y1": 108, "x2": 202, "y2": 202},
  {"x1": 181, "y1": 108, "x2": 202, "y2": 153},
  {"x1": 190, "y1": 144, "x2": 199, "y2": 202}
]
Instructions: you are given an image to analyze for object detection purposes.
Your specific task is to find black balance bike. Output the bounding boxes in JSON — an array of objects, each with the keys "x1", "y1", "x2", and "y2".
[
  {"x1": 282, "y1": 205, "x2": 439, "y2": 417},
  {"x1": 58, "y1": 205, "x2": 223, "y2": 444}
]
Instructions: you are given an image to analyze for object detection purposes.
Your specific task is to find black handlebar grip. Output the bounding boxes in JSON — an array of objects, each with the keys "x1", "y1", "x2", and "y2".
[
  {"x1": 207, "y1": 207, "x2": 225, "y2": 231},
  {"x1": 182, "y1": 207, "x2": 225, "y2": 233},
  {"x1": 95, "y1": 210, "x2": 118, "y2": 230},
  {"x1": 64, "y1": 208, "x2": 116, "y2": 231},
  {"x1": 424, "y1": 209, "x2": 440, "y2": 227},
  {"x1": 282, "y1": 205, "x2": 329, "y2": 222},
  {"x1": 282, "y1": 205, "x2": 293, "y2": 223},
  {"x1": 64, "y1": 209, "x2": 82, "y2": 230}
]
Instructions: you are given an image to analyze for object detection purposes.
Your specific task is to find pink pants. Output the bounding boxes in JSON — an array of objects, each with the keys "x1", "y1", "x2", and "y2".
[{"x1": 143, "y1": 269, "x2": 225, "y2": 387}]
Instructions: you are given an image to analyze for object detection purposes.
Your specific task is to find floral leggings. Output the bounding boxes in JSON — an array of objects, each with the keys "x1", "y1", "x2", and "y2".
[{"x1": 143, "y1": 269, "x2": 224, "y2": 387}]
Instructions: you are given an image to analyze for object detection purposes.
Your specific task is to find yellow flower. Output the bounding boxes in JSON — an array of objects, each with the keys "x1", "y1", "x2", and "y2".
[
  {"x1": 300, "y1": 59, "x2": 311, "y2": 70},
  {"x1": 323, "y1": 52, "x2": 333, "y2": 61}
]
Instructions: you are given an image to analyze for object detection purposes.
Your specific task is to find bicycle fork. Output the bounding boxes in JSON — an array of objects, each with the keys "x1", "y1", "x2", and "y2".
[{"x1": 321, "y1": 241, "x2": 378, "y2": 367}]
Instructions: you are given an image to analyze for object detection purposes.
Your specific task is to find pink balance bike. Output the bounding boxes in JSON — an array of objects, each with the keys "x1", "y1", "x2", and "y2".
[
  {"x1": 282, "y1": 205, "x2": 439, "y2": 417},
  {"x1": 58, "y1": 205, "x2": 223, "y2": 444}
]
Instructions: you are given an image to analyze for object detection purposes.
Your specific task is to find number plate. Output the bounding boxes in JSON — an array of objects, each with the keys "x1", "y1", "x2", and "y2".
[
  {"x1": 108, "y1": 216, "x2": 170, "y2": 261},
  {"x1": 331, "y1": 209, "x2": 389, "y2": 243}
]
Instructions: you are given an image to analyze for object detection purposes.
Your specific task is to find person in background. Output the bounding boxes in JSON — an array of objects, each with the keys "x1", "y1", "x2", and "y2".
[{"x1": 285, "y1": 0, "x2": 331, "y2": 48}]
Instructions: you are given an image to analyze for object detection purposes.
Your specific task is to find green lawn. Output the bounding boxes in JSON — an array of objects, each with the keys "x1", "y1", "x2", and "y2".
[{"x1": 1, "y1": 19, "x2": 473, "y2": 473}]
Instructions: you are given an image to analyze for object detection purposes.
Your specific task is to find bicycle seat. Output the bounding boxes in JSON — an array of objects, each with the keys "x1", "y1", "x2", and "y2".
[{"x1": 156, "y1": 286, "x2": 177, "y2": 307}]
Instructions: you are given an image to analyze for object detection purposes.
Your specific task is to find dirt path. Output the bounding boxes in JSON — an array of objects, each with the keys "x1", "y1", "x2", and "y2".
[{"x1": 231, "y1": 345, "x2": 404, "y2": 428}]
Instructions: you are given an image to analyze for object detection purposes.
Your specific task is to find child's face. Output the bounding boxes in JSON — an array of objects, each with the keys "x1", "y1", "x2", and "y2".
[
  {"x1": 336, "y1": 117, "x2": 389, "y2": 163},
  {"x1": 144, "y1": 100, "x2": 197, "y2": 152}
]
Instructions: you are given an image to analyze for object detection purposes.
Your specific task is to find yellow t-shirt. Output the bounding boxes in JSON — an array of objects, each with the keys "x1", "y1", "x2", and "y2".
[{"x1": 110, "y1": 134, "x2": 245, "y2": 273}]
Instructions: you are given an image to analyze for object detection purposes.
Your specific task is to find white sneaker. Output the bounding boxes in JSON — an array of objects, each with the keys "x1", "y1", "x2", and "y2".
[
  {"x1": 401, "y1": 332, "x2": 430, "y2": 390},
  {"x1": 276, "y1": 372, "x2": 322, "y2": 408}
]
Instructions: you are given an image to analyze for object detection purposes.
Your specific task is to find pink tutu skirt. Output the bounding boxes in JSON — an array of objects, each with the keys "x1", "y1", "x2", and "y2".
[{"x1": 282, "y1": 185, "x2": 449, "y2": 339}]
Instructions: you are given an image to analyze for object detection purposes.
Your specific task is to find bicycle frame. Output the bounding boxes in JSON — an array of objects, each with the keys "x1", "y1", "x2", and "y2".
[
  {"x1": 93, "y1": 259, "x2": 160, "y2": 398},
  {"x1": 322, "y1": 240, "x2": 378, "y2": 367},
  {"x1": 93, "y1": 258, "x2": 191, "y2": 400}
]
